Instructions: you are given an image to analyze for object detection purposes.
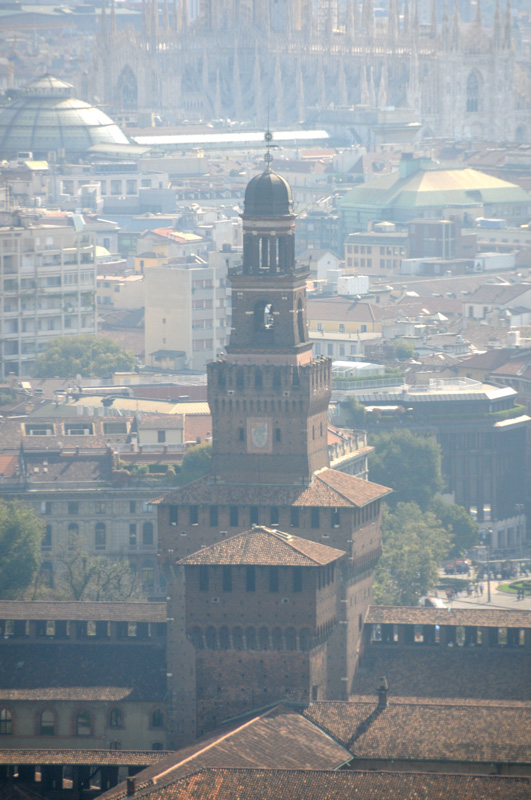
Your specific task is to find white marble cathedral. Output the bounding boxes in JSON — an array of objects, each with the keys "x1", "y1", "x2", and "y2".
[{"x1": 89, "y1": 0, "x2": 530, "y2": 143}]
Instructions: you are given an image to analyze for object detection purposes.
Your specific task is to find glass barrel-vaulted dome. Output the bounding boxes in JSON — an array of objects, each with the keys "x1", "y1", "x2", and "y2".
[{"x1": 0, "y1": 75, "x2": 129, "y2": 159}]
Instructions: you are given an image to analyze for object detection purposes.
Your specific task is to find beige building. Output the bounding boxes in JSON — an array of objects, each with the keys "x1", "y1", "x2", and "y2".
[
  {"x1": 144, "y1": 247, "x2": 236, "y2": 372},
  {"x1": 96, "y1": 274, "x2": 144, "y2": 310},
  {"x1": 345, "y1": 231, "x2": 408, "y2": 276},
  {"x1": 0, "y1": 210, "x2": 97, "y2": 379}
]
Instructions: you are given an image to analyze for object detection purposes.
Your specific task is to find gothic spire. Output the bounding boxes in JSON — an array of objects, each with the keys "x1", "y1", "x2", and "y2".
[
  {"x1": 101, "y1": 0, "x2": 107, "y2": 37},
  {"x1": 110, "y1": 0, "x2": 116, "y2": 35},
  {"x1": 378, "y1": 64, "x2": 387, "y2": 108},
  {"x1": 503, "y1": 0, "x2": 512, "y2": 48},
  {"x1": 172, "y1": 0, "x2": 178, "y2": 32},
  {"x1": 403, "y1": 0, "x2": 409, "y2": 34},
  {"x1": 441, "y1": 0, "x2": 450, "y2": 49},
  {"x1": 233, "y1": 45, "x2": 242, "y2": 119},
  {"x1": 361, "y1": 65, "x2": 369, "y2": 104},
  {"x1": 346, "y1": 0, "x2": 355, "y2": 42},
  {"x1": 475, "y1": 0, "x2": 482, "y2": 28},
  {"x1": 493, "y1": 0, "x2": 502, "y2": 48},
  {"x1": 181, "y1": 0, "x2": 188, "y2": 32},
  {"x1": 163, "y1": 0, "x2": 170, "y2": 32},
  {"x1": 431, "y1": 0, "x2": 437, "y2": 37},
  {"x1": 412, "y1": 0, "x2": 419, "y2": 37},
  {"x1": 388, "y1": 0, "x2": 398, "y2": 44},
  {"x1": 451, "y1": 0, "x2": 460, "y2": 50}
]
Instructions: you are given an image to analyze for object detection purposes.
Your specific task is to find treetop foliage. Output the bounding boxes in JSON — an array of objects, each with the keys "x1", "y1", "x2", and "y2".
[
  {"x1": 33, "y1": 335, "x2": 135, "y2": 379},
  {"x1": 0, "y1": 500, "x2": 42, "y2": 599},
  {"x1": 368, "y1": 428, "x2": 444, "y2": 510}
]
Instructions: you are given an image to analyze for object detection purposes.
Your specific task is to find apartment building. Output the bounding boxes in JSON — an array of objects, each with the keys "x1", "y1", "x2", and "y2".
[
  {"x1": 0, "y1": 211, "x2": 97, "y2": 379},
  {"x1": 144, "y1": 246, "x2": 236, "y2": 372}
]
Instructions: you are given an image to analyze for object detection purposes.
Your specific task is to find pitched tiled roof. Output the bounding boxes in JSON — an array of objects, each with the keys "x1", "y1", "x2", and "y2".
[
  {"x1": 0, "y1": 601, "x2": 166, "y2": 623},
  {"x1": 98, "y1": 767, "x2": 531, "y2": 800},
  {"x1": 466, "y1": 283, "x2": 531, "y2": 306},
  {"x1": 351, "y1": 649, "x2": 531, "y2": 701},
  {"x1": 0, "y1": 750, "x2": 168, "y2": 766},
  {"x1": 97, "y1": 705, "x2": 353, "y2": 799},
  {"x1": 157, "y1": 468, "x2": 391, "y2": 508},
  {"x1": 178, "y1": 526, "x2": 345, "y2": 567},
  {"x1": 304, "y1": 700, "x2": 531, "y2": 764},
  {"x1": 0, "y1": 455, "x2": 17, "y2": 477},
  {"x1": 367, "y1": 606, "x2": 531, "y2": 629},
  {"x1": 0, "y1": 644, "x2": 166, "y2": 703}
]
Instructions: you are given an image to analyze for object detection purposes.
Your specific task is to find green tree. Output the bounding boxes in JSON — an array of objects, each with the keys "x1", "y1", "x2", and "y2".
[
  {"x1": 428, "y1": 496, "x2": 479, "y2": 557},
  {"x1": 33, "y1": 335, "x2": 135, "y2": 379},
  {"x1": 373, "y1": 502, "x2": 451, "y2": 606},
  {"x1": 177, "y1": 443, "x2": 212, "y2": 486},
  {"x1": 53, "y1": 534, "x2": 143, "y2": 601},
  {"x1": 0, "y1": 500, "x2": 42, "y2": 598},
  {"x1": 368, "y1": 429, "x2": 443, "y2": 510},
  {"x1": 392, "y1": 338, "x2": 415, "y2": 360},
  {"x1": 345, "y1": 397, "x2": 366, "y2": 427}
]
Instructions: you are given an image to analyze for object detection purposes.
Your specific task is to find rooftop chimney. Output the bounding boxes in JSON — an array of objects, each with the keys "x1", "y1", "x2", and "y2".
[{"x1": 377, "y1": 676, "x2": 389, "y2": 709}]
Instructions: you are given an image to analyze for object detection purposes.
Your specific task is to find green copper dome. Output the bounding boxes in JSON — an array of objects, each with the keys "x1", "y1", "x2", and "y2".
[{"x1": 0, "y1": 74, "x2": 129, "y2": 158}]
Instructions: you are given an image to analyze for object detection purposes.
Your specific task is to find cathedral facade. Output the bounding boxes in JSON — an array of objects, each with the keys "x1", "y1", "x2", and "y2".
[{"x1": 89, "y1": 0, "x2": 530, "y2": 143}]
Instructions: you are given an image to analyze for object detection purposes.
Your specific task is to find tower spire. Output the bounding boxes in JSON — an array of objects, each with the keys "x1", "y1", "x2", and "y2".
[
  {"x1": 441, "y1": 0, "x2": 450, "y2": 48},
  {"x1": 101, "y1": 0, "x2": 107, "y2": 36},
  {"x1": 431, "y1": 0, "x2": 437, "y2": 37},
  {"x1": 403, "y1": 0, "x2": 409, "y2": 34},
  {"x1": 493, "y1": 0, "x2": 502, "y2": 48},
  {"x1": 451, "y1": 0, "x2": 460, "y2": 50},
  {"x1": 503, "y1": 0, "x2": 512, "y2": 48},
  {"x1": 110, "y1": 0, "x2": 116, "y2": 35},
  {"x1": 475, "y1": 0, "x2": 482, "y2": 28}
]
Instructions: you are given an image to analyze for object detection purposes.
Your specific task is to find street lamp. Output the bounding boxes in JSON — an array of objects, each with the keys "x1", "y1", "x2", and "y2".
[{"x1": 481, "y1": 529, "x2": 493, "y2": 603}]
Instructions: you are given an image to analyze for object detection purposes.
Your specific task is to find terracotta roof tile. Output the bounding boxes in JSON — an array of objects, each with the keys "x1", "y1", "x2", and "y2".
[
  {"x1": 0, "y1": 750, "x2": 168, "y2": 766},
  {"x1": 367, "y1": 606, "x2": 531, "y2": 629},
  {"x1": 352, "y1": 649, "x2": 531, "y2": 701},
  {"x1": 97, "y1": 705, "x2": 353, "y2": 799},
  {"x1": 304, "y1": 700, "x2": 531, "y2": 764},
  {"x1": 0, "y1": 601, "x2": 166, "y2": 623},
  {"x1": 98, "y1": 767, "x2": 531, "y2": 800},
  {"x1": 157, "y1": 469, "x2": 390, "y2": 509},
  {"x1": 178, "y1": 526, "x2": 345, "y2": 567}
]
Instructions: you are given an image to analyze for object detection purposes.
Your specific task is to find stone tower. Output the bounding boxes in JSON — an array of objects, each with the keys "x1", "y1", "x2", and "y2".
[
  {"x1": 159, "y1": 152, "x2": 391, "y2": 747},
  {"x1": 207, "y1": 150, "x2": 330, "y2": 486}
]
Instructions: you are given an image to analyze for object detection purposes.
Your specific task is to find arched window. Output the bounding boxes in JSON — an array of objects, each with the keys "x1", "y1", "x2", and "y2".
[
  {"x1": 206, "y1": 626, "x2": 217, "y2": 650},
  {"x1": 42, "y1": 525, "x2": 52, "y2": 549},
  {"x1": 233, "y1": 626, "x2": 243, "y2": 650},
  {"x1": 285, "y1": 627, "x2": 297, "y2": 651},
  {"x1": 109, "y1": 708, "x2": 122, "y2": 728},
  {"x1": 245, "y1": 626, "x2": 257, "y2": 650},
  {"x1": 219, "y1": 626, "x2": 230, "y2": 650},
  {"x1": 258, "y1": 626, "x2": 269, "y2": 650},
  {"x1": 151, "y1": 710, "x2": 164, "y2": 729},
  {"x1": 95, "y1": 523, "x2": 106, "y2": 550},
  {"x1": 253, "y1": 300, "x2": 274, "y2": 334},
  {"x1": 297, "y1": 297, "x2": 306, "y2": 343},
  {"x1": 76, "y1": 712, "x2": 91, "y2": 736},
  {"x1": 40, "y1": 710, "x2": 55, "y2": 736},
  {"x1": 466, "y1": 73, "x2": 480, "y2": 112},
  {"x1": 142, "y1": 522, "x2": 154, "y2": 546},
  {"x1": 272, "y1": 627, "x2": 283, "y2": 650},
  {"x1": 0, "y1": 709, "x2": 12, "y2": 735},
  {"x1": 300, "y1": 628, "x2": 312, "y2": 651},
  {"x1": 68, "y1": 523, "x2": 79, "y2": 549},
  {"x1": 189, "y1": 626, "x2": 204, "y2": 650},
  {"x1": 142, "y1": 561, "x2": 155, "y2": 589}
]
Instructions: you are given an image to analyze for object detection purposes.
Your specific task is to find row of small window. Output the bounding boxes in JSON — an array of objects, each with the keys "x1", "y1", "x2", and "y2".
[
  {"x1": 42, "y1": 522, "x2": 151, "y2": 550},
  {"x1": 0, "y1": 619, "x2": 165, "y2": 639},
  {"x1": 0, "y1": 708, "x2": 164, "y2": 736},
  {"x1": 40, "y1": 501, "x2": 154, "y2": 515},
  {"x1": 171, "y1": 505, "x2": 342, "y2": 529},
  {"x1": 37, "y1": 560, "x2": 157, "y2": 590},
  {"x1": 198, "y1": 565, "x2": 304, "y2": 593},
  {"x1": 198, "y1": 563, "x2": 335, "y2": 593}
]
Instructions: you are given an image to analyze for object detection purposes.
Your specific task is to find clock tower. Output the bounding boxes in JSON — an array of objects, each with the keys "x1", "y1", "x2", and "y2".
[{"x1": 207, "y1": 140, "x2": 331, "y2": 486}]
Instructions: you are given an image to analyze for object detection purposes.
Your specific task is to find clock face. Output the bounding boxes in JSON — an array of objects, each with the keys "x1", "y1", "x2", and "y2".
[{"x1": 247, "y1": 418, "x2": 272, "y2": 454}]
